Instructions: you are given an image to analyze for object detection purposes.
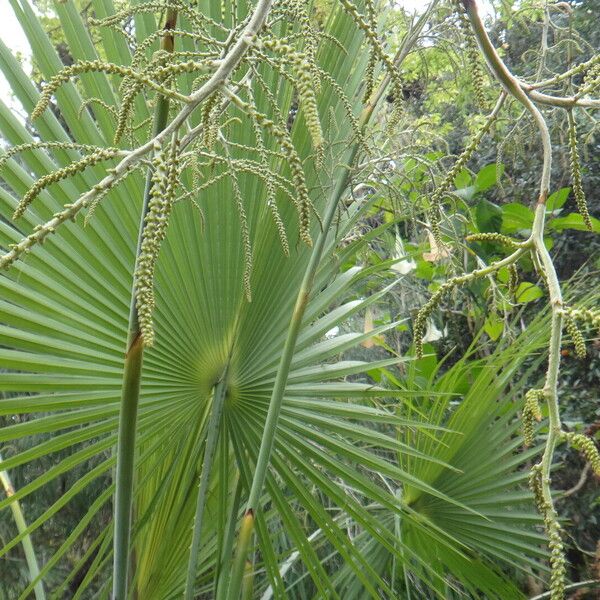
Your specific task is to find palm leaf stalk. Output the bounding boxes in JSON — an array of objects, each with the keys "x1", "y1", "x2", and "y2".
[
  {"x1": 183, "y1": 366, "x2": 229, "y2": 600},
  {"x1": 227, "y1": 4, "x2": 438, "y2": 596},
  {"x1": 0, "y1": 452, "x2": 45, "y2": 600},
  {"x1": 112, "y1": 9, "x2": 178, "y2": 600},
  {"x1": 110, "y1": 0, "x2": 277, "y2": 594}
]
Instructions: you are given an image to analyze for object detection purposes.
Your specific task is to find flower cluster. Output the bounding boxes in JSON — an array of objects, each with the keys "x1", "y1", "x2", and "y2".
[
  {"x1": 230, "y1": 171, "x2": 253, "y2": 303},
  {"x1": 362, "y1": 0, "x2": 377, "y2": 103},
  {"x1": 13, "y1": 148, "x2": 121, "y2": 219},
  {"x1": 249, "y1": 103, "x2": 290, "y2": 256},
  {"x1": 239, "y1": 98, "x2": 315, "y2": 247},
  {"x1": 567, "y1": 111, "x2": 592, "y2": 230},
  {"x1": 338, "y1": 0, "x2": 403, "y2": 116},
  {"x1": 466, "y1": 232, "x2": 522, "y2": 248},
  {"x1": 578, "y1": 60, "x2": 600, "y2": 98},
  {"x1": 456, "y1": 9, "x2": 487, "y2": 110},
  {"x1": 529, "y1": 465, "x2": 566, "y2": 600},
  {"x1": 413, "y1": 280, "x2": 457, "y2": 358},
  {"x1": 0, "y1": 141, "x2": 103, "y2": 169},
  {"x1": 562, "y1": 432, "x2": 600, "y2": 476},
  {"x1": 31, "y1": 59, "x2": 197, "y2": 122},
  {"x1": 258, "y1": 37, "x2": 323, "y2": 162},
  {"x1": 507, "y1": 263, "x2": 519, "y2": 298},
  {"x1": 135, "y1": 139, "x2": 180, "y2": 347},
  {"x1": 564, "y1": 306, "x2": 600, "y2": 333},
  {"x1": 413, "y1": 246, "x2": 521, "y2": 357},
  {"x1": 522, "y1": 388, "x2": 544, "y2": 447},
  {"x1": 563, "y1": 311, "x2": 587, "y2": 359}
]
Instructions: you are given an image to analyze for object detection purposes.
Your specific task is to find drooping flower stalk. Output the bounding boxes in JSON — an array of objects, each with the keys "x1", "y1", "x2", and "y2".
[{"x1": 566, "y1": 109, "x2": 592, "y2": 230}]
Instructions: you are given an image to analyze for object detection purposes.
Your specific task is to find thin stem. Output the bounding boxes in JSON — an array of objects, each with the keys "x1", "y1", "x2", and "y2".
[
  {"x1": 184, "y1": 369, "x2": 229, "y2": 600},
  {"x1": 0, "y1": 455, "x2": 45, "y2": 600},
  {"x1": 461, "y1": 0, "x2": 552, "y2": 202},
  {"x1": 112, "y1": 10, "x2": 178, "y2": 600},
  {"x1": 532, "y1": 202, "x2": 564, "y2": 516},
  {"x1": 526, "y1": 54, "x2": 600, "y2": 90},
  {"x1": 529, "y1": 580, "x2": 600, "y2": 600},
  {"x1": 215, "y1": 477, "x2": 243, "y2": 600},
  {"x1": 525, "y1": 88, "x2": 600, "y2": 109}
]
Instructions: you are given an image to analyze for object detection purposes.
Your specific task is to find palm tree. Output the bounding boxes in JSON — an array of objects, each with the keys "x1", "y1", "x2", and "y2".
[{"x1": 0, "y1": 1, "x2": 559, "y2": 598}]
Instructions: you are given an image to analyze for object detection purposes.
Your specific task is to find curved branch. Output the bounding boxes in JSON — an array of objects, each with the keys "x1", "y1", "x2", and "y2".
[
  {"x1": 460, "y1": 3, "x2": 588, "y2": 598},
  {"x1": 460, "y1": 0, "x2": 552, "y2": 202},
  {"x1": 558, "y1": 463, "x2": 590, "y2": 499},
  {"x1": 522, "y1": 87, "x2": 600, "y2": 109}
]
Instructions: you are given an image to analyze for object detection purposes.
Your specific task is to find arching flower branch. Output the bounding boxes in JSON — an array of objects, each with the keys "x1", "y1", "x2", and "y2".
[{"x1": 410, "y1": 1, "x2": 600, "y2": 598}]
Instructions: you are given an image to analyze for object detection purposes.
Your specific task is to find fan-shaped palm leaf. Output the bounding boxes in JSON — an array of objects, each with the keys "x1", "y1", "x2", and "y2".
[
  {"x1": 0, "y1": 1, "x2": 448, "y2": 597},
  {"x1": 326, "y1": 319, "x2": 554, "y2": 598}
]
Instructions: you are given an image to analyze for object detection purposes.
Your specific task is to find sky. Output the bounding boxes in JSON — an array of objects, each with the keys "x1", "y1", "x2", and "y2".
[{"x1": 0, "y1": 6, "x2": 32, "y2": 116}]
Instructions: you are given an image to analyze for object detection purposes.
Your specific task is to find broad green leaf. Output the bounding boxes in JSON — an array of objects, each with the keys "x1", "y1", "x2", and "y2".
[
  {"x1": 475, "y1": 199, "x2": 503, "y2": 233},
  {"x1": 549, "y1": 213, "x2": 600, "y2": 233},
  {"x1": 546, "y1": 187, "x2": 570, "y2": 212},
  {"x1": 501, "y1": 203, "x2": 534, "y2": 233},
  {"x1": 454, "y1": 185, "x2": 477, "y2": 201},
  {"x1": 475, "y1": 163, "x2": 504, "y2": 192},
  {"x1": 484, "y1": 312, "x2": 504, "y2": 341},
  {"x1": 515, "y1": 282, "x2": 544, "y2": 303},
  {"x1": 454, "y1": 168, "x2": 472, "y2": 189}
]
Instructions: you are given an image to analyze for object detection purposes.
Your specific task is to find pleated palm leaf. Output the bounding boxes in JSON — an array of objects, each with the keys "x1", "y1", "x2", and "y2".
[
  {"x1": 328, "y1": 321, "x2": 554, "y2": 599},
  {"x1": 0, "y1": 1, "x2": 449, "y2": 597}
]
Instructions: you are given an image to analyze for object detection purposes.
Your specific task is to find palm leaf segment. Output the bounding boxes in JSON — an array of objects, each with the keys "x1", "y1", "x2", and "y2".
[
  {"x1": 330, "y1": 330, "x2": 554, "y2": 599},
  {"x1": 0, "y1": 0, "x2": 545, "y2": 597}
]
